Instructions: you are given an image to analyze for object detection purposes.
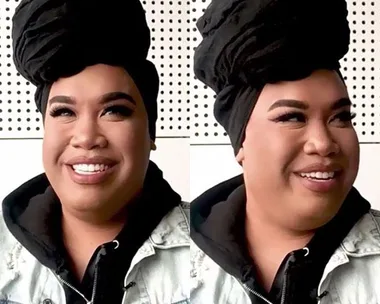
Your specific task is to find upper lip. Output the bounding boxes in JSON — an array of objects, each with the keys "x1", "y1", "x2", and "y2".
[
  {"x1": 66, "y1": 156, "x2": 117, "y2": 166},
  {"x1": 296, "y1": 163, "x2": 343, "y2": 173}
]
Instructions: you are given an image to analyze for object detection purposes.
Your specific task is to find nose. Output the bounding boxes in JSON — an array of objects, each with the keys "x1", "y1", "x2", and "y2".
[
  {"x1": 303, "y1": 124, "x2": 340, "y2": 157},
  {"x1": 70, "y1": 115, "x2": 107, "y2": 150}
]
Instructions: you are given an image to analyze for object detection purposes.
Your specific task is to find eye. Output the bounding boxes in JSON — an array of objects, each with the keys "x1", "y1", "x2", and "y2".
[
  {"x1": 273, "y1": 112, "x2": 306, "y2": 123},
  {"x1": 330, "y1": 111, "x2": 356, "y2": 127},
  {"x1": 49, "y1": 107, "x2": 74, "y2": 117},
  {"x1": 333, "y1": 111, "x2": 356, "y2": 122},
  {"x1": 102, "y1": 105, "x2": 133, "y2": 117}
]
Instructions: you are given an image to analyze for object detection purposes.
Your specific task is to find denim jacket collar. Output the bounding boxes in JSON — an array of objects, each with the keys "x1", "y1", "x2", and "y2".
[
  {"x1": 317, "y1": 209, "x2": 380, "y2": 296},
  {"x1": 124, "y1": 203, "x2": 190, "y2": 284}
]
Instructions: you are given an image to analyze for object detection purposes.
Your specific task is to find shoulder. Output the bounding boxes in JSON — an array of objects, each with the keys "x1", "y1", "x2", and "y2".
[
  {"x1": 339, "y1": 209, "x2": 380, "y2": 255},
  {"x1": 0, "y1": 210, "x2": 25, "y2": 285},
  {"x1": 0, "y1": 210, "x2": 18, "y2": 254},
  {"x1": 179, "y1": 201, "x2": 190, "y2": 221},
  {"x1": 367, "y1": 209, "x2": 380, "y2": 236},
  {"x1": 163, "y1": 202, "x2": 190, "y2": 233},
  {"x1": 190, "y1": 241, "x2": 227, "y2": 282},
  {"x1": 190, "y1": 241, "x2": 249, "y2": 303},
  {"x1": 149, "y1": 202, "x2": 190, "y2": 248},
  {"x1": 369, "y1": 208, "x2": 380, "y2": 224},
  {"x1": 351, "y1": 209, "x2": 380, "y2": 239},
  {"x1": 190, "y1": 241, "x2": 232, "y2": 290}
]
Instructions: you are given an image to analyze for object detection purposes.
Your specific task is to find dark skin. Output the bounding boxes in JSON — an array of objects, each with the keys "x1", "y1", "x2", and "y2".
[
  {"x1": 43, "y1": 64, "x2": 154, "y2": 280},
  {"x1": 237, "y1": 69, "x2": 359, "y2": 291}
]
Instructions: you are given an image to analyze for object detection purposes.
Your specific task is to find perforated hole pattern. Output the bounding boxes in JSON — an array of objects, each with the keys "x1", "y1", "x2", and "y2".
[
  {"x1": 0, "y1": 0, "x2": 190, "y2": 138},
  {"x1": 0, "y1": 1, "x2": 379, "y2": 144},
  {"x1": 190, "y1": 0, "x2": 380, "y2": 144}
]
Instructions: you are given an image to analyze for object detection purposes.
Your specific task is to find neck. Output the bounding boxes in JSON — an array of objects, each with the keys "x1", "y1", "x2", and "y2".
[
  {"x1": 245, "y1": 198, "x2": 315, "y2": 292},
  {"x1": 61, "y1": 206, "x2": 127, "y2": 281}
]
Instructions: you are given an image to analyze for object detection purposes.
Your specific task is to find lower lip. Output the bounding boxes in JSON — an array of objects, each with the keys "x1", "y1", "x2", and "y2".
[
  {"x1": 296, "y1": 173, "x2": 341, "y2": 193},
  {"x1": 66, "y1": 165, "x2": 116, "y2": 184}
]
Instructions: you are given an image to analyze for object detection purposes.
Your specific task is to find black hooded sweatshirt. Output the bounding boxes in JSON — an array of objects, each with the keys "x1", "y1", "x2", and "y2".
[
  {"x1": 2, "y1": 161, "x2": 181, "y2": 304},
  {"x1": 191, "y1": 174, "x2": 370, "y2": 304}
]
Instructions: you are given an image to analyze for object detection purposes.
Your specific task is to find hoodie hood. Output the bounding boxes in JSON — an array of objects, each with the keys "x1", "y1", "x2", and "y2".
[{"x1": 190, "y1": 175, "x2": 252, "y2": 280}]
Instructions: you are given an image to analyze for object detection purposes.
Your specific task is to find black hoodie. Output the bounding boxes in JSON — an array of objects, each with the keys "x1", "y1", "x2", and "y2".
[
  {"x1": 2, "y1": 161, "x2": 181, "y2": 304},
  {"x1": 191, "y1": 174, "x2": 370, "y2": 304}
]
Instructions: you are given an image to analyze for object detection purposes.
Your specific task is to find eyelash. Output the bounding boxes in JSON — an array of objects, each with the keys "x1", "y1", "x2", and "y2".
[
  {"x1": 49, "y1": 105, "x2": 133, "y2": 118},
  {"x1": 103, "y1": 105, "x2": 133, "y2": 117},
  {"x1": 49, "y1": 106, "x2": 73, "y2": 117},
  {"x1": 274, "y1": 111, "x2": 357, "y2": 123}
]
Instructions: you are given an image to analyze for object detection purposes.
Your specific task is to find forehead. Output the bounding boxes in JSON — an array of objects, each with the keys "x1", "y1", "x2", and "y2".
[
  {"x1": 257, "y1": 69, "x2": 349, "y2": 110},
  {"x1": 48, "y1": 64, "x2": 139, "y2": 101}
]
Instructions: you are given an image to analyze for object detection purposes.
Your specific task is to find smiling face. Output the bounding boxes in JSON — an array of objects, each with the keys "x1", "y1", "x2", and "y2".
[
  {"x1": 42, "y1": 64, "x2": 152, "y2": 222},
  {"x1": 237, "y1": 69, "x2": 359, "y2": 231}
]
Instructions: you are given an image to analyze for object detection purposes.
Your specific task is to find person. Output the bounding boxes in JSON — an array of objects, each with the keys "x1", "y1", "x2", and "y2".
[
  {"x1": 190, "y1": 0, "x2": 380, "y2": 303},
  {"x1": 0, "y1": 0, "x2": 189, "y2": 303}
]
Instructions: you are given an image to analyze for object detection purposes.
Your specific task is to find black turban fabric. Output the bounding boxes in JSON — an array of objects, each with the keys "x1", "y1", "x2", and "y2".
[
  {"x1": 194, "y1": 0, "x2": 350, "y2": 154},
  {"x1": 12, "y1": 0, "x2": 158, "y2": 140}
]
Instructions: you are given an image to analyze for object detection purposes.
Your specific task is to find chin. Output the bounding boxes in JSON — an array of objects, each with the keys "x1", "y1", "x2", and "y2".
[
  {"x1": 292, "y1": 197, "x2": 343, "y2": 229},
  {"x1": 59, "y1": 187, "x2": 114, "y2": 211}
]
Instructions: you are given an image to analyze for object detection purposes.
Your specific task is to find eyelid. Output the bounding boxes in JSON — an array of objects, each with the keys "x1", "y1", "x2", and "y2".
[
  {"x1": 104, "y1": 103, "x2": 134, "y2": 111},
  {"x1": 49, "y1": 105, "x2": 75, "y2": 117},
  {"x1": 332, "y1": 110, "x2": 356, "y2": 121},
  {"x1": 332, "y1": 109, "x2": 351, "y2": 116},
  {"x1": 49, "y1": 102, "x2": 135, "y2": 118},
  {"x1": 102, "y1": 104, "x2": 134, "y2": 117},
  {"x1": 104, "y1": 101, "x2": 136, "y2": 111},
  {"x1": 50, "y1": 104, "x2": 74, "y2": 112},
  {"x1": 271, "y1": 109, "x2": 304, "y2": 115},
  {"x1": 107, "y1": 99, "x2": 136, "y2": 108},
  {"x1": 271, "y1": 111, "x2": 305, "y2": 122}
]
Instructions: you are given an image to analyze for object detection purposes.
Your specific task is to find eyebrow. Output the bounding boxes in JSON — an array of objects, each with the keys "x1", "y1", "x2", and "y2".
[
  {"x1": 267, "y1": 97, "x2": 352, "y2": 112},
  {"x1": 48, "y1": 91, "x2": 136, "y2": 106}
]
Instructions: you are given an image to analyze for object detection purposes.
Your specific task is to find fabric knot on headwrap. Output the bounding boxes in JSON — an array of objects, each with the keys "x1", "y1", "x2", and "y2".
[
  {"x1": 194, "y1": 0, "x2": 350, "y2": 154},
  {"x1": 12, "y1": 0, "x2": 159, "y2": 140}
]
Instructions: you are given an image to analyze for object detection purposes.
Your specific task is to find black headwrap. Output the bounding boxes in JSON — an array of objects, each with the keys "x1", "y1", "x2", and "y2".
[
  {"x1": 12, "y1": 0, "x2": 159, "y2": 140},
  {"x1": 194, "y1": 0, "x2": 350, "y2": 154}
]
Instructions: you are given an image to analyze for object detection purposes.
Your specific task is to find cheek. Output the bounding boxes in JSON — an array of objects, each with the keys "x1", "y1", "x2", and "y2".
[
  {"x1": 111, "y1": 121, "x2": 150, "y2": 158},
  {"x1": 243, "y1": 127, "x2": 299, "y2": 172},
  {"x1": 338, "y1": 131, "x2": 360, "y2": 168},
  {"x1": 42, "y1": 125, "x2": 67, "y2": 166}
]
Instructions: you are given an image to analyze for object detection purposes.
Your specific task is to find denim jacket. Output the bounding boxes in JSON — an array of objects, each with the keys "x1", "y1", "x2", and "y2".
[
  {"x1": 190, "y1": 210, "x2": 380, "y2": 304},
  {"x1": 0, "y1": 203, "x2": 190, "y2": 304}
]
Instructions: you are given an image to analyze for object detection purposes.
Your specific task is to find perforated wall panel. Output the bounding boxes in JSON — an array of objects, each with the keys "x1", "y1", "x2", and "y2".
[
  {"x1": 1, "y1": 1, "x2": 379, "y2": 142},
  {"x1": 0, "y1": 0, "x2": 190, "y2": 138},
  {"x1": 190, "y1": 0, "x2": 380, "y2": 144}
]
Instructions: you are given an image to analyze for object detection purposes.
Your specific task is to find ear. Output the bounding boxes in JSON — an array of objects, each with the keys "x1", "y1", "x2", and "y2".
[
  {"x1": 235, "y1": 147, "x2": 244, "y2": 164},
  {"x1": 150, "y1": 140, "x2": 157, "y2": 151}
]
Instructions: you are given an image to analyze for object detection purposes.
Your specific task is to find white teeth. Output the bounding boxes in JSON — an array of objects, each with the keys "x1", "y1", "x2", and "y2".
[
  {"x1": 322, "y1": 172, "x2": 330, "y2": 179},
  {"x1": 299, "y1": 171, "x2": 335, "y2": 180},
  {"x1": 72, "y1": 164, "x2": 110, "y2": 174}
]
